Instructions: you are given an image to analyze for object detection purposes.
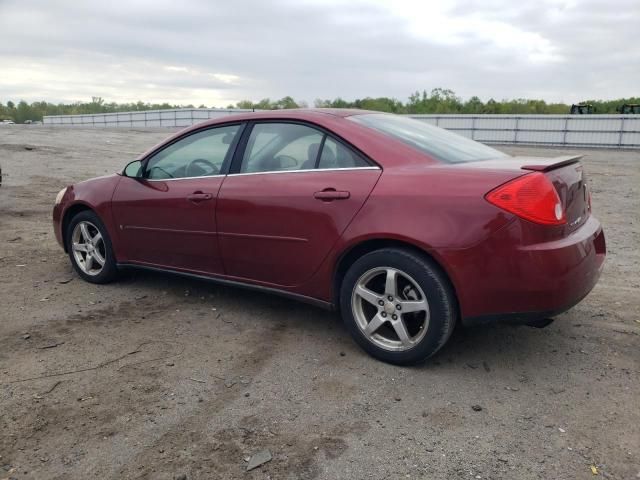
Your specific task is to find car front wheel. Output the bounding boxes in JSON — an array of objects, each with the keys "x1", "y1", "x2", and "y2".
[
  {"x1": 340, "y1": 248, "x2": 457, "y2": 365},
  {"x1": 66, "y1": 210, "x2": 118, "y2": 284}
]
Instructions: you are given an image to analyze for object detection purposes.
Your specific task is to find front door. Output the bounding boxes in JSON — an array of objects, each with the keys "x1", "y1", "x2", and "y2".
[
  {"x1": 112, "y1": 124, "x2": 242, "y2": 274},
  {"x1": 216, "y1": 122, "x2": 381, "y2": 287}
]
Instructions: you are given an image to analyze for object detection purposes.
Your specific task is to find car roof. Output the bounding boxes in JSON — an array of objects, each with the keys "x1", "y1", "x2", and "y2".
[
  {"x1": 136, "y1": 107, "x2": 437, "y2": 168},
  {"x1": 137, "y1": 108, "x2": 379, "y2": 159},
  {"x1": 195, "y1": 108, "x2": 375, "y2": 126},
  {"x1": 160, "y1": 108, "x2": 380, "y2": 144},
  {"x1": 294, "y1": 108, "x2": 374, "y2": 118},
  {"x1": 253, "y1": 107, "x2": 374, "y2": 117}
]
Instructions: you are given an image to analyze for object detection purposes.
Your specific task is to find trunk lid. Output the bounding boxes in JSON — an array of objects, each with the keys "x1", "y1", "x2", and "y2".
[
  {"x1": 463, "y1": 155, "x2": 590, "y2": 233},
  {"x1": 541, "y1": 157, "x2": 589, "y2": 233}
]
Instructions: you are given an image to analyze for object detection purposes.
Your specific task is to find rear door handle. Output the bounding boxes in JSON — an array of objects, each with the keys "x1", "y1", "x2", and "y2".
[
  {"x1": 314, "y1": 189, "x2": 350, "y2": 201},
  {"x1": 187, "y1": 192, "x2": 213, "y2": 203}
]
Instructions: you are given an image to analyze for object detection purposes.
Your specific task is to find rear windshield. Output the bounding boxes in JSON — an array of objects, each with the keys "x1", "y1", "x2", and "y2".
[{"x1": 349, "y1": 113, "x2": 507, "y2": 163}]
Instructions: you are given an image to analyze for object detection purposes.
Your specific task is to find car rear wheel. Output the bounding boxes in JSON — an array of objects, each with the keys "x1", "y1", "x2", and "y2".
[
  {"x1": 66, "y1": 210, "x2": 118, "y2": 284},
  {"x1": 340, "y1": 248, "x2": 457, "y2": 365}
]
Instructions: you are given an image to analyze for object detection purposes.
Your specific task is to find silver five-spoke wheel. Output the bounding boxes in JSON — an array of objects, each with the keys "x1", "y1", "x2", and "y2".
[
  {"x1": 351, "y1": 267, "x2": 430, "y2": 352},
  {"x1": 71, "y1": 220, "x2": 106, "y2": 276}
]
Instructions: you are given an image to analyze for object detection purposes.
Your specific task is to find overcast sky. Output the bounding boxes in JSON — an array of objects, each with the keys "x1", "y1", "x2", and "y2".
[{"x1": 0, "y1": 0, "x2": 638, "y2": 106}]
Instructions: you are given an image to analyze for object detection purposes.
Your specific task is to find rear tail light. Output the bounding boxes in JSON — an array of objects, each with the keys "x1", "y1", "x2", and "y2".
[{"x1": 485, "y1": 172, "x2": 566, "y2": 226}]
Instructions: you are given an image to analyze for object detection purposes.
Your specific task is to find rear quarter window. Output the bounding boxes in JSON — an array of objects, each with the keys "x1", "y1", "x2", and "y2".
[{"x1": 318, "y1": 137, "x2": 369, "y2": 169}]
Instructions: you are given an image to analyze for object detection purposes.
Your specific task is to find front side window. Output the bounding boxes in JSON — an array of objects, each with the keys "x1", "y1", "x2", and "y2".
[
  {"x1": 240, "y1": 123, "x2": 323, "y2": 173},
  {"x1": 349, "y1": 113, "x2": 507, "y2": 163},
  {"x1": 146, "y1": 124, "x2": 240, "y2": 179}
]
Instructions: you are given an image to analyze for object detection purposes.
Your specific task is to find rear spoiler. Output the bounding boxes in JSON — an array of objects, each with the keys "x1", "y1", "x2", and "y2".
[{"x1": 521, "y1": 155, "x2": 583, "y2": 172}]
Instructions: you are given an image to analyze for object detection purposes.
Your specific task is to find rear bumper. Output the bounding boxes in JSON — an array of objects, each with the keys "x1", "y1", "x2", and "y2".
[
  {"x1": 462, "y1": 289, "x2": 594, "y2": 327},
  {"x1": 442, "y1": 215, "x2": 606, "y2": 326}
]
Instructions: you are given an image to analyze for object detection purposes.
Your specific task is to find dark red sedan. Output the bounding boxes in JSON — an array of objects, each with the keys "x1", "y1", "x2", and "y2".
[{"x1": 53, "y1": 109, "x2": 605, "y2": 364}]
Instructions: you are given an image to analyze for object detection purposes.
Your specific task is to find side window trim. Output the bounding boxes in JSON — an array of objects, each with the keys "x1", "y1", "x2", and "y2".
[
  {"x1": 142, "y1": 122, "x2": 246, "y2": 180},
  {"x1": 228, "y1": 121, "x2": 255, "y2": 175},
  {"x1": 314, "y1": 134, "x2": 327, "y2": 169},
  {"x1": 226, "y1": 166, "x2": 381, "y2": 177},
  {"x1": 228, "y1": 120, "x2": 379, "y2": 176}
]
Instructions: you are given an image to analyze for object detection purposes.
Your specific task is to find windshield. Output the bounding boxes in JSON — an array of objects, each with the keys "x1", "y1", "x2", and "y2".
[{"x1": 349, "y1": 113, "x2": 507, "y2": 163}]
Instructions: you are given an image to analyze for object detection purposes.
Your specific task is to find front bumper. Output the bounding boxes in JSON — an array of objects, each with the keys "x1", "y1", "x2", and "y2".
[
  {"x1": 53, "y1": 203, "x2": 64, "y2": 249},
  {"x1": 442, "y1": 215, "x2": 606, "y2": 326}
]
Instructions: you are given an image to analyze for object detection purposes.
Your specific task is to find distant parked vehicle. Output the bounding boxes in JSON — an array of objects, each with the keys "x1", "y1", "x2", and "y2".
[
  {"x1": 618, "y1": 104, "x2": 640, "y2": 114},
  {"x1": 24, "y1": 120, "x2": 33, "y2": 124},
  {"x1": 570, "y1": 103, "x2": 594, "y2": 114},
  {"x1": 1, "y1": 119, "x2": 15, "y2": 125}
]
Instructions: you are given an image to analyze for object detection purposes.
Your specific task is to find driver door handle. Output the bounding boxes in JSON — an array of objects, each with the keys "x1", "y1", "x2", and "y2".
[
  {"x1": 314, "y1": 188, "x2": 350, "y2": 201},
  {"x1": 187, "y1": 191, "x2": 213, "y2": 203}
]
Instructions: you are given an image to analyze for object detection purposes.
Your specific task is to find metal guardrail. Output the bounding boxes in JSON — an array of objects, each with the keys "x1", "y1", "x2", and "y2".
[
  {"x1": 409, "y1": 114, "x2": 640, "y2": 149},
  {"x1": 43, "y1": 108, "x2": 254, "y2": 128},
  {"x1": 43, "y1": 110, "x2": 640, "y2": 149}
]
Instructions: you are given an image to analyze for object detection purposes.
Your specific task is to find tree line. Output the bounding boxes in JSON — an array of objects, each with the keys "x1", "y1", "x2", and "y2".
[{"x1": 1, "y1": 90, "x2": 638, "y2": 123}]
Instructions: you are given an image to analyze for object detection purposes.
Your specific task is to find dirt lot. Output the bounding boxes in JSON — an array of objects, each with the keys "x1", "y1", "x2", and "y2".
[{"x1": 0, "y1": 126, "x2": 638, "y2": 480}]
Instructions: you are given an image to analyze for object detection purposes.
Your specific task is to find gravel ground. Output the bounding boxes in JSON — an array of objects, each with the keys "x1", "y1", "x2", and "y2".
[{"x1": 0, "y1": 126, "x2": 638, "y2": 480}]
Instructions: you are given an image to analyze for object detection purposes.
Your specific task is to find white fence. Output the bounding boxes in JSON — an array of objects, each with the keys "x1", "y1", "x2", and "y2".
[
  {"x1": 43, "y1": 108, "x2": 254, "y2": 128},
  {"x1": 409, "y1": 114, "x2": 640, "y2": 149},
  {"x1": 43, "y1": 110, "x2": 640, "y2": 149}
]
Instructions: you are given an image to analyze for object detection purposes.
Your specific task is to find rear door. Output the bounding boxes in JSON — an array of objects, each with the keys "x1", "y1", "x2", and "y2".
[
  {"x1": 112, "y1": 124, "x2": 243, "y2": 274},
  {"x1": 216, "y1": 121, "x2": 381, "y2": 287}
]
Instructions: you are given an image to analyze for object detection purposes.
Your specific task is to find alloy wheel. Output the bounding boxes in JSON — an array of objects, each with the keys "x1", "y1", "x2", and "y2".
[
  {"x1": 71, "y1": 220, "x2": 106, "y2": 276},
  {"x1": 351, "y1": 267, "x2": 430, "y2": 352}
]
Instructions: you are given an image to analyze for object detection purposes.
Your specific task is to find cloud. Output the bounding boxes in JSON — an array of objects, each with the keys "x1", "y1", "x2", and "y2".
[{"x1": 0, "y1": 0, "x2": 637, "y2": 105}]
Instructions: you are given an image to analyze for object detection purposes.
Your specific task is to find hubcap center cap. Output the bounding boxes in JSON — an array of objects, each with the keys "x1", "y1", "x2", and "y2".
[{"x1": 383, "y1": 301, "x2": 396, "y2": 315}]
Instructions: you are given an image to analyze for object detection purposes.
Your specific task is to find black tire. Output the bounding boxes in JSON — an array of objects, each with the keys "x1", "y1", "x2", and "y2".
[
  {"x1": 66, "y1": 210, "x2": 118, "y2": 284},
  {"x1": 340, "y1": 248, "x2": 457, "y2": 365}
]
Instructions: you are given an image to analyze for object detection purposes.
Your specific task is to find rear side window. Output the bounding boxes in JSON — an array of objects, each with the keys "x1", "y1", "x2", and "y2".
[
  {"x1": 239, "y1": 122, "x2": 371, "y2": 173},
  {"x1": 349, "y1": 113, "x2": 507, "y2": 163},
  {"x1": 241, "y1": 123, "x2": 322, "y2": 173}
]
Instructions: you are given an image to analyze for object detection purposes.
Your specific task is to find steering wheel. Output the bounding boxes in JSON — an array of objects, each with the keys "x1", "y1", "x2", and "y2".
[{"x1": 186, "y1": 158, "x2": 219, "y2": 177}]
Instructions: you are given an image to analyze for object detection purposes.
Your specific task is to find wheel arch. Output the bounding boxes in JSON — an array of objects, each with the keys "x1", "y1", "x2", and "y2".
[
  {"x1": 61, "y1": 202, "x2": 95, "y2": 253},
  {"x1": 332, "y1": 237, "x2": 461, "y2": 317}
]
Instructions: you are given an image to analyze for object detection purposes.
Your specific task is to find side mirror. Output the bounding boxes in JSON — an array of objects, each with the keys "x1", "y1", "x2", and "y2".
[{"x1": 123, "y1": 160, "x2": 143, "y2": 178}]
